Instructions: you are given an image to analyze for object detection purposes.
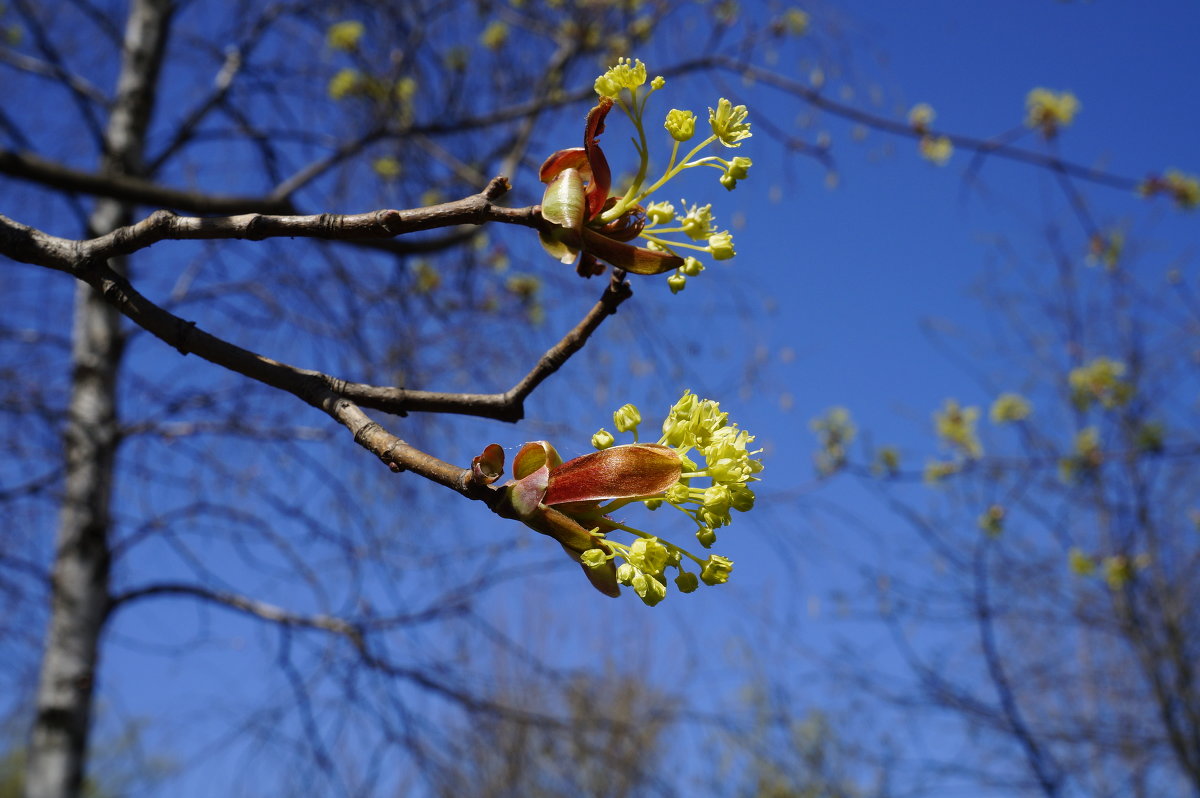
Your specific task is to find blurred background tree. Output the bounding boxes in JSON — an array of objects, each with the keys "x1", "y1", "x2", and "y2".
[{"x1": 813, "y1": 222, "x2": 1200, "y2": 796}]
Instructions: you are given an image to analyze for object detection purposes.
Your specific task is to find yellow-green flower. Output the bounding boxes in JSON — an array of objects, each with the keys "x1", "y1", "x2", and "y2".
[
  {"x1": 727, "y1": 156, "x2": 752, "y2": 180},
  {"x1": 709, "y1": 98, "x2": 752, "y2": 147},
  {"x1": 592, "y1": 429, "x2": 615, "y2": 450},
  {"x1": 680, "y1": 202, "x2": 715, "y2": 240},
  {"x1": 581, "y1": 548, "x2": 609, "y2": 569},
  {"x1": 613, "y1": 403, "x2": 642, "y2": 435},
  {"x1": 919, "y1": 135, "x2": 953, "y2": 166},
  {"x1": 667, "y1": 272, "x2": 687, "y2": 294},
  {"x1": 631, "y1": 570, "x2": 667, "y2": 606},
  {"x1": 327, "y1": 20, "x2": 364, "y2": 51},
  {"x1": 1068, "y1": 547, "x2": 1096, "y2": 577},
  {"x1": 707, "y1": 231, "x2": 736, "y2": 260},
  {"x1": 372, "y1": 157, "x2": 402, "y2": 179},
  {"x1": 628, "y1": 537, "x2": 670, "y2": 575},
  {"x1": 664, "y1": 108, "x2": 696, "y2": 141},
  {"x1": 594, "y1": 57, "x2": 647, "y2": 99},
  {"x1": 782, "y1": 8, "x2": 809, "y2": 35},
  {"x1": 646, "y1": 200, "x2": 676, "y2": 224},
  {"x1": 934, "y1": 399, "x2": 982, "y2": 459},
  {"x1": 908, "y1": 103, "x2": 935, "y2": 132},
  {"x1": 873, "y1": 446, "x2": 900, "y2": 477},
  {"x1": 675, "y1": 570, "x2": 699, "y2": 593},
  {"x1": 1069, "y1": 357, "x2": 1132, "y2": 410},
  {"x1": 1103, "y1": 555, "x2": 1132, "y2": 591},
  {"x1": 700, "y1": 555, "x2": 734, "y2": 585},
  {"x1": 1164, "y1": 170, "x2": 1200, "y2": 209},
  {"x1": 395, "y1": 76, "x2": 417, "y2": 103},
  {"x1": 990, "y1": 393, "x2": 1032, "y2": 423},
  {"x1": 1139, "y1": 169, "x2": 1200, "y2": 210},
  {"x1": 1025, "y1": 88, "x2": 1080, "y2": 137},
  {"x1": 480, "y1": 20, "x2": 508, "y2": 50},
  {"x1": 978, "y1": 504, "x2": 1005, "y2": 537},
  {"x1": 924, "y1": 460, "x2": 959, "y2": 485},
  {"x1": 1059, "y1": 427, "x2": 1102, "y2": 483},
  {"x1": 720, "y1": 156, "x2": 753, "y2": 190},
  {"x1": 328, "y1": 68, "x2": 361, "y2": 100}
]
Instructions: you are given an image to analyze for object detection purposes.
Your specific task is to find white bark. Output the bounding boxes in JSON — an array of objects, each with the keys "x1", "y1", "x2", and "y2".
[{"x1": 24, "y1": 1, "x2": 172, "y2": 796}]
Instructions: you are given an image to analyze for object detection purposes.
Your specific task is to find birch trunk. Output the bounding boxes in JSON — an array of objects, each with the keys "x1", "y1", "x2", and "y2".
[{"x1": 24, "y1": 2, "x2": 172, "y2": 795}]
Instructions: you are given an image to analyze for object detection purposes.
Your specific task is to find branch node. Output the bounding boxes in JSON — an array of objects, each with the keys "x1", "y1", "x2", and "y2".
[
  {"x1": 353, "y1": 420, "x2": 382, "y2": 448},
  {"x1": 148, "y1": 208, "x2": 178, "y2": 227},
  {"x1": 382, "y1": 439, "x2": 406, "y2": 472},
  {"x1": 377, "y1": 209, "x2": 404, "y2": 234},
  {"x1": 244, "y1": 213, "x2": 268, "y2": 240}
]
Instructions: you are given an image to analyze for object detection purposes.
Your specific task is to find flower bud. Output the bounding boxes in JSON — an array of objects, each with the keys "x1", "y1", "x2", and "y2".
[
  {"x1": 728, "y1": 156, "x2": 752, "y2": 179},
  {"x1": 696, "y1": 527, "x2": 717, "y2": 548},
  {"x1": 675, "y1": 570, "x2": 699, "y2": 593},
  {"x1": 616, "y1": 563, "x2": 637, "y2": 585},
  {"x1": 591, "y1": 428, "x2": 615, "y2": 450},
  {"x1": 667, "y1": 272, "x2": 687, "y2": 294},
  {"x1": 707, "y1": 231, "x2": 736, "y2": 260},
  {"x1": 580, "y1": 549, "x2": 609, "y2": 568},
  {"x1": 700, "y1": 555, "x2": 734, "y2": 585},
  {"x1": 664, "y1": 109, "x2": 696, "y2": 141},
  {"x1": 632, "y1": 571, "x2": 667, "y2": 606},
  {"x1": 729, "y1": 483, "x2": 756, "y2": 512},
  {"x1": 665, "y1": 482, "x2": 691, "y2": 505},
  {"x1": 613, "y1": 403, "x2": 642, "y2": 434}
]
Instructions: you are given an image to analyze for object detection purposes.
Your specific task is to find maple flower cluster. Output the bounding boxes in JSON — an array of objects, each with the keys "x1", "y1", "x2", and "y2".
[
  {"x1": 1138, "y1": 169, "x2": 1200, "y2": 211},
  {"x1": 484, "y1": 391, "x2": 764, "y2": 606},
  {"x1": 537, "y1": 58, "x2": 752, "y2": 293},
  {"x1": 907, "y1": 103, "x2": 953, "y2": 166},
  {"x1": 1025, "y1": 87, "x2": 1080, "y2": 138}
]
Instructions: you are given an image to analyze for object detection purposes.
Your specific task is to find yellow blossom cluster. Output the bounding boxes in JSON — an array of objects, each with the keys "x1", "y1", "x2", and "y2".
[
  {"x1": 1069, "y1": 357, "x2": 1132, "y2": 410},
  {"x1": 1025, "y1": 87, "x2": 1080, "y2": 137}
]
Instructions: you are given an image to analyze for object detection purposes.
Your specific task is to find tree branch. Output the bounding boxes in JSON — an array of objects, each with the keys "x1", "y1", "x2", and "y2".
[
  {"x1": 0, "y1": 175, "x2": 536, "y2": 266},
  {"x1": 0, "y1": 179, "x2": 634, "y2": 497},
  {"x1": 0, "y1": 147, "x2": 297, "y2": 214},
  {"x1": 107, "y1": 582, "x2": 366, "y2": 639},
  {"x1": 699, "y1": 55, "x2": 1145, "y2": 193},
  {"x1": 337, "y1": 270, "x2": 634, "y2": 422}
]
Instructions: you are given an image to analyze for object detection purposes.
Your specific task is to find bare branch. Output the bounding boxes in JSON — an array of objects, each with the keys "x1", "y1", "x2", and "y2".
[
  {"x1": 0, "y1": 175, "x2": 640, "y2": 504},
  {"x1": 700, "y1": 55, "x2": 1144, "y2": 193},
  {"x1": 0, "y1": 176, "x2": 533, "y2": 267},
  {"x1": 0, "y1": 45, "x2": 110, "y2": 106},
  {"x1": 107, "y1": 582, "x2": 365, "y2": 640},
  {"x1": 0, "y1": 148, "x2": 296, "y2": 215},
  {"x1": 338, "y1": 270, "x2": 634, "y2": 422}
]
